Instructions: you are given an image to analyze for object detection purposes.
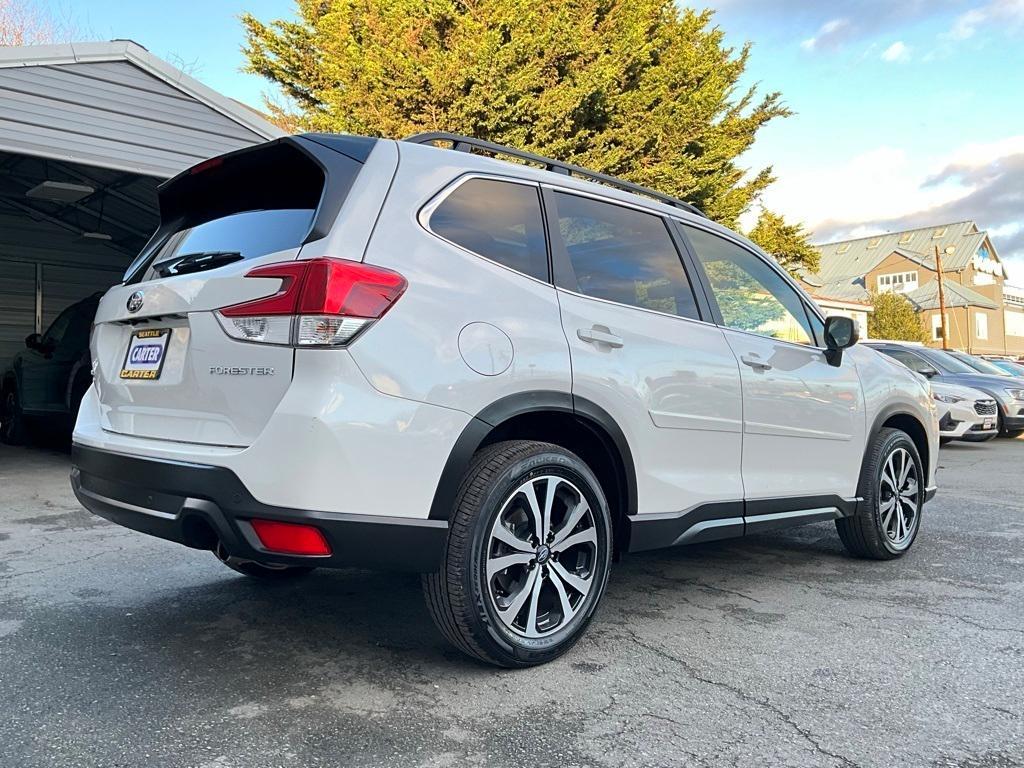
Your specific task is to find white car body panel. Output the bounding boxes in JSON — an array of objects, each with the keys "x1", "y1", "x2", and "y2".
[
  {"x1": 557, "y1": 288, "x2": 744, "y2": 515},
  {"x1": 931, "y1": 381, "x2": 998, "y2": 440},
  {"x1": 722, "y1": 329, "x2": 866, "y2": 499}
]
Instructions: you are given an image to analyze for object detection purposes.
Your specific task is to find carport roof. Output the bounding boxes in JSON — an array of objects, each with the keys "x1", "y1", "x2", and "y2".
[{"x1": 0, "y1": 40, "x2": 286, "y2": 178}]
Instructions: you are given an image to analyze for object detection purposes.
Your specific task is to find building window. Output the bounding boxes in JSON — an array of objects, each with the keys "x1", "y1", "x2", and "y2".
[
  {"x1": 877, "y1": 271, "x2": 919, "y2": 294},
  {"x1": 932, "y1": 227, "x2": 947, "y2": 239},
  {"x1": 898, "y1": 233, "x2": 913, "y2": 245},
  {"x1": 867, "y1": 237, "x2": 881, "y2": 249},
  {"x1": 1005, "y1": 309, "x2": 1024, "y2": 337},
  {"x1": 975, "y1": 312, "x2": 988, "y2": 340},
  {"x1": 837, "y1": 243, "x2": 851, "y2": 254},
  {"x1": 932, "y1": 314, "x2": 946, "y2": 341}
]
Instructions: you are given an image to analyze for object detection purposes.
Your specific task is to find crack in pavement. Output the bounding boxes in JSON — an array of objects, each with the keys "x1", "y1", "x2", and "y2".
[{"x1": 624, "y1": 629, "x2": 860, "y2": 768}]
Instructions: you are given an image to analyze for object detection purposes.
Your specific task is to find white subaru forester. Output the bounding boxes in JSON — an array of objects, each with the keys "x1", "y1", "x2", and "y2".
[{"x1": 72, "y1": 133, "x2": 938, "y2": 667}]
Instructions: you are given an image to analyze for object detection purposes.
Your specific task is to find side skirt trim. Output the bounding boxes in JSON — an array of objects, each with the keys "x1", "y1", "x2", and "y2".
[{"x1": 627, "y1": 494, "x2": 862, "y2": 553}]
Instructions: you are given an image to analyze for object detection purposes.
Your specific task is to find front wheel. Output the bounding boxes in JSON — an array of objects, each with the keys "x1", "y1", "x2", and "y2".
[
  {"x1": 423, "y1": 440, "x2": 613, "y2": 667},
  {"x1": 837, "y1": 428, "x2": 923, "y2": 559}
]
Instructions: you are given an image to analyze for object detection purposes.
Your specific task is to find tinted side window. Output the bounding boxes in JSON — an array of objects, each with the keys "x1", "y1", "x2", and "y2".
[
  {"x1": 429, "y1": 178, "x2": 548, "y2": 281},
  {"x1": 42, "y1": 306, "x2": 76, "y2": 346},
  {"x1": 684, "y1": 225, "x2": 815, "y2": 345},
  {"x1": 881, "y1": 348, "x2": 931, "y2": 373},
  {"x1": 553, "y1": 192, "x2": 699, "y2": 320}
]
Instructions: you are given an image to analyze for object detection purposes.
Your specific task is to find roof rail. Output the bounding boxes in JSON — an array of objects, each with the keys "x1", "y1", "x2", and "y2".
[{"x1": 403, "y1": 132, "x2": 706, "y2": 218}]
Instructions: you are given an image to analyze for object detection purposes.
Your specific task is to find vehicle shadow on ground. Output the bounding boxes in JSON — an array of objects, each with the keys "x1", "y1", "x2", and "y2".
[{"x1": 41, "y1": 525, "x2": 856, "y2": 696}]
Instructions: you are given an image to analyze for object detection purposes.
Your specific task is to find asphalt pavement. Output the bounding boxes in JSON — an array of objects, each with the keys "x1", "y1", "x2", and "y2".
[{"x1": 1, "y1": 439, "x2": 1021, "y2": 767}]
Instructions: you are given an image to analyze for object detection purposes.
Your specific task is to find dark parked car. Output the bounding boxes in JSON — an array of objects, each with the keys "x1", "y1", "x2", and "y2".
[
  {"x1": 864, "y1": 341, "x2": 1024, "y2": 437},
  {"x1": 1, "y1": 293, "x2": 100, "y2": 444}
]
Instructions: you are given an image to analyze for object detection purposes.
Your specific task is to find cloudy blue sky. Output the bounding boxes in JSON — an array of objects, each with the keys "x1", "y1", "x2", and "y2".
[{"x1": 38, "y1": 0, "x2": 1024, "y2": 277}]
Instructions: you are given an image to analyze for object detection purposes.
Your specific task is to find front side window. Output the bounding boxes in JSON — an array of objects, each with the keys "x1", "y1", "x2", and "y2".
[
  {"x1": 683, "y1": 225, "x2": 815, "y2": 345},
  {"x1": 553, "y1": 192, "x2": 699, "y2": 319},
  {"x1": 429, "y1": 178, "x2": 548, "y2": 282},
  {"x1": 881, "y1": 348, "x2": 932, "y2": 374}
]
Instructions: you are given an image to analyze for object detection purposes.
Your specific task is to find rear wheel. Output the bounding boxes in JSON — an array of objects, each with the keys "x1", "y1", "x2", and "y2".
[
  {"x1": 423, "y1": 440, "x2": 613, "y2": 667},
  {"x1": 1, "y1": 385, "x2": 26, "y2": 445},
  {"x1": 837, "y1": 428, "x2": 923, "y2": 559},
  {"x1": 213, "y1": 543, "x2": 315, "y2": 580}
]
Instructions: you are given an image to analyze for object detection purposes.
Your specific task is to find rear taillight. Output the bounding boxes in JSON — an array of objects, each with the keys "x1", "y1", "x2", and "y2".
[{"x1": 217, "y1": 258, "x2": 406, "y2": 346}]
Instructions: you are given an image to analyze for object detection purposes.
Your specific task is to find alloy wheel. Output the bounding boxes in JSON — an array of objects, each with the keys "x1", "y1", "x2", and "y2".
[
  {"x1": 878, "y1": 446, "x2": 919, "y2": 547},
  {"x1": 485, "y1": 475, "x2": 598, "y2": 638}
]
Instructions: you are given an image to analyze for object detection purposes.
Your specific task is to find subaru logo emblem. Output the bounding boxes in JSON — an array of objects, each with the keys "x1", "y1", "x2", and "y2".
[{"x1": 126, "y1": 291, "x2": 144, "y2": 313}]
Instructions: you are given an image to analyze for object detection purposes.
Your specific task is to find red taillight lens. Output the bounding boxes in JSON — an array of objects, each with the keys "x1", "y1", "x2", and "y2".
[
  {"x1": 249, "y1": 518, "x2": 332, "y2": 556},
  {"x1": 220, "y1": 262, "x2": 307, "y2": 317},
  {"x1": 218, "y1": 258, "x2": 406, "y2": 346},
  {"x1": 296, "y1": 259, "x2": 407, "y2": 317}
]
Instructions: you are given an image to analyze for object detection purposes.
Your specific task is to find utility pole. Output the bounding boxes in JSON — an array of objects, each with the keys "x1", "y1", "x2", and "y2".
[{"x1": 935, "y1": 245, "x2": 950, "y2": 350}]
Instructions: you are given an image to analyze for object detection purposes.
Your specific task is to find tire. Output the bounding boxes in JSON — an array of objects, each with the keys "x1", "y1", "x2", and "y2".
[
  {"x1": 1, "y1": 385, "x2": 26, "y2": 445},
  {"x1": 997, "y1": 413, "x2": 1023, "y2": 438},
  {"x1": 423, "y1": 440, "x2": 613, "y2": 668},
  {"x1": 213, "y1": 543, "x2": 315, "y2": 580},
  {"x1": 837, "y1": 427, "x2": 923, "y2": 560}
]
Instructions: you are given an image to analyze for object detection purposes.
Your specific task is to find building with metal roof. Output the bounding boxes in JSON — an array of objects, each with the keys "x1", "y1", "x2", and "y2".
[
  {"x1": 0, "y1": 40, "x2": 284, "y2": 373},
  {"x1": 808, "y1": 221, "x2": 1024, "y2": 355}
]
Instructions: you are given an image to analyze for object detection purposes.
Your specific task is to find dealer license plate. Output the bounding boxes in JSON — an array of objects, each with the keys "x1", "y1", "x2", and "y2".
[{"x1": 120, "y1": 329, "x2": 171, "y2": 380}]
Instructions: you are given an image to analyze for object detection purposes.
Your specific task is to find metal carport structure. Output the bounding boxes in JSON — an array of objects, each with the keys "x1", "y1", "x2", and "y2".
[{"x1": 0, "y1": 40, "x2": 284, "y2": 372}]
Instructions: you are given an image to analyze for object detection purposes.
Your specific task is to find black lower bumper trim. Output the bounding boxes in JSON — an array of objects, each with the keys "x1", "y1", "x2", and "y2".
[{"x1": 71, "y1": 444, "x2": 448, "y2": 572}]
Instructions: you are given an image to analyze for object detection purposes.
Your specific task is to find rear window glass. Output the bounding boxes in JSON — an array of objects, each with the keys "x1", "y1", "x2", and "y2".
[
  {"x1": 553, "y1": 192, "x2": 699, "y2": 320},
  {"x1": 429, "y1": 178, "x2": 548, "y2": 281},
  {"x1": 144, "y1": 209, "x2": 315, "y2": 280}
]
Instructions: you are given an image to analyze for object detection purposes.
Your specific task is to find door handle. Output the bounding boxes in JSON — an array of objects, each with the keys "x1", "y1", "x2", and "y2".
[
  {"x1": 740, "y1": 355, "x2": 772, "y2": 371},
  {"x1": 577, "y1": 326, "x2": 624, "y2": 348}
]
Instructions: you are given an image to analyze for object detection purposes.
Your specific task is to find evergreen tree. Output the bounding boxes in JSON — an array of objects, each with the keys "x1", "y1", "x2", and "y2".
[
  {"x1": 868, "y1": 291, "x2": 928, "y2": 343},
  {"x1": 747, "y1": 208, "x2": 819, "y2": 278},
  {"x1": 242, "y1": 0, "x2": 790, "y2": 227}
]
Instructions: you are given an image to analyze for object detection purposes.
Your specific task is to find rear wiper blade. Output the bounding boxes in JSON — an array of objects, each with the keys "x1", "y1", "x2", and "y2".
[{"x1": 155, "y1": 250, "x2": 243, "y2": 277}]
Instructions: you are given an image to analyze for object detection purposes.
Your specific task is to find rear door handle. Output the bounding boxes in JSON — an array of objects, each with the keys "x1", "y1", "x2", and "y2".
[
  {"x1": 577, "y1": 326, "x2": 624, "y2": 348},
  {"x1": 740, "y1": 355, "x2": 772, "y2": 371}
]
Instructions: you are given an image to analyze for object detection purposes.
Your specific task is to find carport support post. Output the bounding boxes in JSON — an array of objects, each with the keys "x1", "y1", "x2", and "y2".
[
  {"x1": 935, "y1": 245, "x2": 949, "y2": 350},
  {"x1": 34, "y1": 263, "x2": 42, "y2": 334}
]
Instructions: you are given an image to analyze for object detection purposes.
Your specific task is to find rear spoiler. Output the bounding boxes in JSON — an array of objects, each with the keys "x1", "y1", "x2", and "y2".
[{"x1": 123, "y1": 134, "x2": 378, "y2": 285}]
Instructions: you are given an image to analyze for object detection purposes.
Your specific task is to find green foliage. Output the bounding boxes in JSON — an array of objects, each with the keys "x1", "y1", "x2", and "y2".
[
  {"x1": 747, "y1": 208, "x2": 819, "y2": 278},
  {"x1": 703, "y1": 259, "x2": 786, "y2": 333},
  {"x1": 867, "y1": 291, "x2": 928, "y2": 343},
  {"x1": 242, "y1": 0, "x2": 790, "y2": 227}
]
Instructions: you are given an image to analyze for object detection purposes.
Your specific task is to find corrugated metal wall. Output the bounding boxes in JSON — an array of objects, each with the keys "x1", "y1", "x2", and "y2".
[
  {"x1": 0, "y1": 60, "x2": 269, "y2": 178},
  {"x1": 0, "y1": 210, "x2": 129, "y2": 372},
  {"x1": 0, "y1": 260, "x2": 35, "y2": 374}
]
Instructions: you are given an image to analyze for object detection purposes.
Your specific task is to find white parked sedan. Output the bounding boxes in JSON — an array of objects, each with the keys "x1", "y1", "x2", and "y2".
[{"x1": 931, "y1": 381, "x2": 998, "y2": 444}]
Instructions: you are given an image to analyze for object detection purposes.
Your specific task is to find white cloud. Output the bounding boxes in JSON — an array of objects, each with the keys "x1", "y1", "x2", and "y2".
[
  {"x1": 801, "y1": 18, "x2": 852, "y2": 51},
  {"x1": 946, "y1": 0, "x2": 1024, "y2": 39},
  {"x1": 881, "y1": 41, "x2": 910, "y2": 61},
  {"x1": 759, "y1": 136, "x2": 1024, "y2": 268}
]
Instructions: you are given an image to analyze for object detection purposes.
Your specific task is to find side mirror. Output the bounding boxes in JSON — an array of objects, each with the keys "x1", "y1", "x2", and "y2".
[
  {"x1": 823, "y1": 316, "x2": 858, "y2": 367},
  {"x1": 24, "y1": 333, "x2": 42, "y2": 350},
  {"x1": 917, "y1": 365, "x2": 939, "y2": 379}
]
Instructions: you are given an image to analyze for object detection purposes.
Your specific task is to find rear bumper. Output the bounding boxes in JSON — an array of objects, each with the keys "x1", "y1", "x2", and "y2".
[{"x1": 71, "y1": 444, "x2": 448, "y2": 572}]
